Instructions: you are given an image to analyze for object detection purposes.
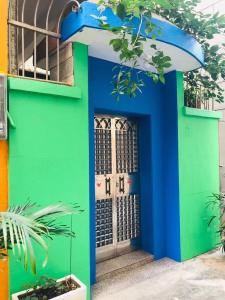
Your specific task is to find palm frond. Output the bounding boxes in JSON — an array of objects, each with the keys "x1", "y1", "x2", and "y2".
[
  {"x1": 29, "y1": 203, "x2": 75, "y2": 220},
  {"x1": 0, "y1": 203, "x2": 77, "y2": 274}
]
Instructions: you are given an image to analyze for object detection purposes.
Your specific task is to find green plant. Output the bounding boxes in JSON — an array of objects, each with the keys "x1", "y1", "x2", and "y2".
[
  {"x1": 95, "y1": 0, "x2": 173, "y2": 99},
  {"x1": 208, "y1": 193, "x2": 225, "y2": 251},
  {"x1": 20, "y1": 276, "x2": 78, "y2": 300},
  {"x1": 96, "y1": 0, "x2": 225, "y2": 103},
  {"x1": 155, "y1": 0, "x2": 225, "y2": 105},
  {"x1": 0, "y1": 202, "x2": 77, "y2": 274}
]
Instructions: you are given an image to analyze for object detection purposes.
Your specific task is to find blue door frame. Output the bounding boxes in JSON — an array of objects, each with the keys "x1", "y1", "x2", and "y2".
[{"x1": 88, "y1": 57, "x2": 181, "y2": 284}]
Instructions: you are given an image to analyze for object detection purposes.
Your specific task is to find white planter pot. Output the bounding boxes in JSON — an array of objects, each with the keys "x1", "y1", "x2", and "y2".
[{"x1": 12, "y1": 274, "x2": 87, "y2": 300}]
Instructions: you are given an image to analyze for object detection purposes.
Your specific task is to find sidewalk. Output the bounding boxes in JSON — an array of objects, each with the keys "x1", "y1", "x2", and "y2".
[{"x1": 93, "y1": 250, "x2": 225, "y2": 300}]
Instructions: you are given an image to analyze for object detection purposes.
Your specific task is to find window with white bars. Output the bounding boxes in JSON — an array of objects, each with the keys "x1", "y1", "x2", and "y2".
[{"x1": 8, "y1": 0, "x2": 81, "y2": 85}]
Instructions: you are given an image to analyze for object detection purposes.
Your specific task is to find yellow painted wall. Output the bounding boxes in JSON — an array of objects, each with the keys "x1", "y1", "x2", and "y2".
[
  {"x1": 0, "y1": 0, "x2": 8, "y2": 299},
  {"x1": 0, "y1": 142, "x2": 8, "y2": 300},
  {"x1": 0, "y1": 0, "x2": 8, "y2": 74}
]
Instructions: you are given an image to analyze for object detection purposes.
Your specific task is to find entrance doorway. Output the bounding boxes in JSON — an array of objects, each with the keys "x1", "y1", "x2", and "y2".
[{"x1": 95, "y1": 115, "x2": 141, "y2": 263}]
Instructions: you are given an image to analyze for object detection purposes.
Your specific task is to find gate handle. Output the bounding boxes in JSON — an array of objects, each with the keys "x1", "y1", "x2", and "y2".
[
  {"x1": 105, "y1": 178, "x2": 111, "y2": 195},
  {"x1": 119, "y1": 176, "x2": 125, "y2": 193}
]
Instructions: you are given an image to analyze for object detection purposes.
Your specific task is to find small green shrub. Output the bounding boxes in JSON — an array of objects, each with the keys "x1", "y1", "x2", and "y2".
[
  {"x1": 20, "y1": 276, "x2": 78, "y2": 300},
  {"x1": 208, "y1": 193, "x2": 225, "y2": 251}
]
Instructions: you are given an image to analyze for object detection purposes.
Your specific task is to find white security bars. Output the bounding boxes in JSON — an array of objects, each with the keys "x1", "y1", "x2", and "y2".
[{"x1": 8, "y1": 0, "x2": 80, "y2": 84}]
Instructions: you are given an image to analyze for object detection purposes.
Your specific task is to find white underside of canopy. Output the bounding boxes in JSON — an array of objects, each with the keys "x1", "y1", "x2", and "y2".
[{"x1": 67, "y1": 27, "x2": 202, "y2": 73}]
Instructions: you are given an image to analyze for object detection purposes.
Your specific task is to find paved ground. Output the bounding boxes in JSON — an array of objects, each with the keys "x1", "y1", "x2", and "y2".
[{"x1": 93, "y1": 250, "x2": 225, "y2": 300}]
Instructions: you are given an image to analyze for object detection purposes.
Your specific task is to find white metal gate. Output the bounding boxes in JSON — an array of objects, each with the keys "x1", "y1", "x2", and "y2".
[{"x1": 95, "y1": 116, "x2": 140, "y2": 262}]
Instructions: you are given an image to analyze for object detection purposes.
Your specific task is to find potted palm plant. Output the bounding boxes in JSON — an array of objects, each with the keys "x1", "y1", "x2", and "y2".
[{"x1": 0, "y1": 202, "x2": 86, "y2": 300}]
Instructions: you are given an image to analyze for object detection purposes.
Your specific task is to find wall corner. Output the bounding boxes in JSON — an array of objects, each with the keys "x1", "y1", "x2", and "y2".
[{"x1": 162, "y1": 71, "x2": 182, "y2": 262}]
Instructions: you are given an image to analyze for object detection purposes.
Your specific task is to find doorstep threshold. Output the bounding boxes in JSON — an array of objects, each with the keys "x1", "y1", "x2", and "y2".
[{"x1": 96, "y1": 250, "x2": 154, "y2": 282}]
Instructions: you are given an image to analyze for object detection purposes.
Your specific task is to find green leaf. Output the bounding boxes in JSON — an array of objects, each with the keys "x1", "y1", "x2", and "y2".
[
  {"x1": 159, "y1": 73, "x2": 166, "y2": 84},
  {"x1": 116, "y1": 3, "x2": 126, "y2": 20},
  {"x1": 156, "y1": 0, "x2": 173, "y2": 9},
  {"x1": 150, "y1": 44, "x2": 157, "y2": 50},
  {"x1": 110, "y1": 39, "x2": 123, "y2": 52},
  {"x1": 0, "y1": 203, "x2": 75, "y2": 273}
]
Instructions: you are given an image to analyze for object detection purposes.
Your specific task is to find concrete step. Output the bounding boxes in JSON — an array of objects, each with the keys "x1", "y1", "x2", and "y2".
[{"x1": 96, "y1": 250, "x2": 154, "y2": 282}]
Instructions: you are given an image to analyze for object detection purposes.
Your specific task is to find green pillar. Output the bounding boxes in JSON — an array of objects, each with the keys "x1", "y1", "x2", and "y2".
[{"x1": 177, "y1": 72, "x2": 221, "y2": 260}]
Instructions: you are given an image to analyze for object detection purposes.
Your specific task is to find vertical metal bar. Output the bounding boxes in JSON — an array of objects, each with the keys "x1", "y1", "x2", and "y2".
[
  {"x1": 16, "y1": 0, "x2": 19, "y2": 75},
  {"x1": 56, "y1": 1, "x2": 80, "y2": 82},
  {"x1": 46, "y1": 0, "x2": 54, "y2": 81},
  {"x1": 22, "y1": 28, "x2": 25, "y2": 76},
  {"x1": 111, "y1": 118, "x2": 118, "y2": 255},
  {"x1": 34, "y1": 34, "x2": 37, "y2": 78},
  {"x1": 8, "y1": 1, "x2": 12, "y2": 73},
  {"x1": 21, "y1": 0, "x2": 26, "y2": 77},
  {"x1": 57, "y1": 39, "x2": 60, "y2": 82},
  {"x1": 46, "y1": 34, "x2": 49, "y2": 80},
  {"x1": 8, "y1": 23, "x2": 12, "y2": 74},
  {"x1": 57, "y1": 0, "x2": 80, "y2": 33},
  {"x1": 34, "y1": 0, "x2": 40, "y2": 79}
]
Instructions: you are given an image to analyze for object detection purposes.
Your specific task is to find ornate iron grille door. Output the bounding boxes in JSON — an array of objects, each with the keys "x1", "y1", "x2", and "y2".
[{"x1": 95, "y1": 116, "x2": 140, "y2": 263}]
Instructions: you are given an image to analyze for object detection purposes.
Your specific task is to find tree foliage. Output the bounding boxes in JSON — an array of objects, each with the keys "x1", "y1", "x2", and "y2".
[
  {"x1": 96, "y1": 0, "x2": 173, "y2": 99},
  {"x1": 97, "y1": 0, "x2": 225, "y2": 103},
  {"x1": 155, "y1": 0, "x2": 225, "y2": 105}
]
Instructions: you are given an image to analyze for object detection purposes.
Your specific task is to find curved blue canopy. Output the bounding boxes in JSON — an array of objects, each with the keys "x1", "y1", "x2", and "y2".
[{"x1": 61, "y1": 2, "x2": 204, "y2": 72}]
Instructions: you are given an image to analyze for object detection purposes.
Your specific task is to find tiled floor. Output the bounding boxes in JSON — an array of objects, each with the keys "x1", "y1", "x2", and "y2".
[{"x1": 93, "y1": 250, "x2": 225, "y2": 300}]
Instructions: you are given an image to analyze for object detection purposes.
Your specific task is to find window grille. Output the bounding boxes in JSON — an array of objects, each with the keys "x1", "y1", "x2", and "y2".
[{"x1": 8, "y1": 0, "x2": 80, "y2": 84}]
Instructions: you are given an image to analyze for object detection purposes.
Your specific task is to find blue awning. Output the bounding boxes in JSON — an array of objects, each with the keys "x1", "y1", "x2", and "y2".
[{"x1": 61, "y1": 2, "x2": 204, "y2": 73}]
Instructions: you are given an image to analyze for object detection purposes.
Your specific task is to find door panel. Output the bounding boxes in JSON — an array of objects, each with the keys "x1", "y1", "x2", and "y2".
[{"x1": 95, "y1": 116, "x2": 140, "y2": 263}]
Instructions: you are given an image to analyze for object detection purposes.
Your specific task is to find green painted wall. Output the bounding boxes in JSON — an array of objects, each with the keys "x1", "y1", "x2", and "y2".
[
  {"x1": 9, "y1": 43, "x2": 91, "y2": 299},
  {"x1": 177, "y1": 72, "x2": 220, "y2": 260}
]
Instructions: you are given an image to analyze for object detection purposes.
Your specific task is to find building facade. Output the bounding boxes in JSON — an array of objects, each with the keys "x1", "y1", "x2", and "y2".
[{"x1": 0, "y1": 1, "x2": 222, "y2": 299}]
